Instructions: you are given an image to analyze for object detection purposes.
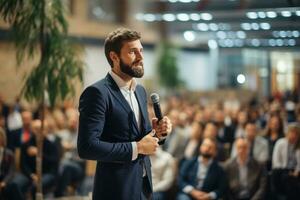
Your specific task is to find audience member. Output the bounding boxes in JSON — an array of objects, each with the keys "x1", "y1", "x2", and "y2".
[
  {"x1": 0, "y1": 127, "x2": 23, "y2": 200},
  {"x1": 224, "y1": 138, "x2": 267, "y2": 200},
  {"x1": 150, "y1": 146, "x2": 175, "y2": 200},
  {"x1": 271, "y1": 122, "x2": 300, "y2": 200},
  {"x1": 231, "y1": 122, "x2": 269, "y2": 164},
  {"x1": 20, "y1": 120, "x2": 59, "y2": 198},
  {"x1": 177, "y1": 137, "x2": 227, "y2": 200}
]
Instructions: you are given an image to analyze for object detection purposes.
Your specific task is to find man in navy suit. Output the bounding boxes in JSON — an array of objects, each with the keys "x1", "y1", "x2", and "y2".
[
  {"x1": 78, "y1": 28, "x2": 172, "y2": 200},
  {"x1": 177, "y1": 137, "x2": 228, "y2": 200}
]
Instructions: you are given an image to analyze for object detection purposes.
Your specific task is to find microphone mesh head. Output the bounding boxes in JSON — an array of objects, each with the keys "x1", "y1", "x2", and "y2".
[{"x1": 150, "y1": 93, "x2": 159, "y2": 103}]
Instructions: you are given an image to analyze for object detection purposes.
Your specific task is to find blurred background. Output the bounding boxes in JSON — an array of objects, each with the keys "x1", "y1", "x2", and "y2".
[
  {"x1": 0, "y1": 0, "x2": 299, "y2": 103},
  {"x1": 0, "y1": 0, "x2": 300, "y2": 199}
]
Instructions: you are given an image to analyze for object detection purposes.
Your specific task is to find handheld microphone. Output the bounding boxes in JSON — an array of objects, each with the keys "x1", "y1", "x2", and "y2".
[
  {"x1": 150, "y1": 93, "x2": 163, "y2": 121},
  {"x1": 150, "y1": 93, "x2": 167, "y2": 137}
]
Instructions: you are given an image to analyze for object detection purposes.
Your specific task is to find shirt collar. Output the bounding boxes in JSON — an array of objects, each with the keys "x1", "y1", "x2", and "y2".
[
  {"x1": 109, "y1": 70, "x2": 137, "y2": 91},
  {"x1": 198, "y1": 156, "x2": 213, "y2": 167}
]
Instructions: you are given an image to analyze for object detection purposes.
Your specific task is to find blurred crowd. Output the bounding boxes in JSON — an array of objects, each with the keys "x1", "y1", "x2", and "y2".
[
  {"x1": 149, "y1": 90, "x2": 300, "y2": 200},
  {"x1": 0, "y1": 96, "x2": 85, "y2": 199},
  {"x1": 0, "y1": 89, "x2": 299, "y2": 200}
]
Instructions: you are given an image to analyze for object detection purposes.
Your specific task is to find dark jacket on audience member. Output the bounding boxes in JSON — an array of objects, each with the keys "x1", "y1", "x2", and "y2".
[
  {"x1": 224, "y1": 157, "x2": 267, "y2": 200},
  {"x1": 178, "y1": 157, "x2": 228, "y2": 199},
  {"x1": 0, "y1": 148, "x2": 15, "y2": 183},
  {"x1": 20, "y1": 136, "x2": 59, "y2": 177}
]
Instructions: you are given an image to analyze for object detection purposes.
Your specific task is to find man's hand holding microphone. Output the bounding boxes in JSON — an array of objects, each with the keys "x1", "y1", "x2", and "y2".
[{"x1": 137, "y1": 93, "x2": 172, "y2": 155}]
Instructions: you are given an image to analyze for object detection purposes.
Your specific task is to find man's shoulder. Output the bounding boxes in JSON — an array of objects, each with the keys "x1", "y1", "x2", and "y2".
[
  {"x1": 83, "y1": 76, "x2": 110, "y2": 94},
  {"x1": 90, "y1": 76, "x2": 109, "y2": 89}
]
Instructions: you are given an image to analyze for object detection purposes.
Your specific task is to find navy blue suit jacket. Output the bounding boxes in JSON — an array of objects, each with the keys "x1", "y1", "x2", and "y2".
[
  {"x1": 78, "y1": 74, "x2": 153, "y2": 200},
  {"x1": 178, "y1": 157, "x2": 228, "y2": 199}
]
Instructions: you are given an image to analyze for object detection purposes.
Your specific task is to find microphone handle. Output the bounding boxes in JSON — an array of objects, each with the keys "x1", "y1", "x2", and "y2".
[
  {"x1": 153, "y1": 103, "x2": 163, "y2": 121},
  {"x1": 153, "y1": 103, "x2": 167, "y2": 137}
]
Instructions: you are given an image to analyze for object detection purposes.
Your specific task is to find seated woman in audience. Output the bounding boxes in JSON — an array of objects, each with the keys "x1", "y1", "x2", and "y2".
[
  {"x1": 224, "y1": 137, "x2": 267, "y2": 200},
  {"x1": 184, "y1": 121, "x2": 204, "y2": 159},
  {"x1": 264, "y1": 114, "x2": 284, "y2": 171},
  {"x1": 272, "y1": 122, "x2": 300, "y2": 200}
]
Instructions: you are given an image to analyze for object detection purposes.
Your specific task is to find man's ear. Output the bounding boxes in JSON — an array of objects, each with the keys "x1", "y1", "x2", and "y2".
[{"x1": 109, "y1": 51, "x2": 119, "y2": 63}]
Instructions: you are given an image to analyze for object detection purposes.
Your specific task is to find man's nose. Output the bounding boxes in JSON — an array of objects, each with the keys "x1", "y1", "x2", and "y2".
[{"x1": 136, "y1": 51, "x2": 143, "y2": 60}]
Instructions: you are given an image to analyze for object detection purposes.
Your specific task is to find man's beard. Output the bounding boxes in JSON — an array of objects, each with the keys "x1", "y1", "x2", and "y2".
[
  {"x1": 120, "y1": 58, "x2": 144, "y2": 78},
  {"x1": 201, "y1": 152, "x2": 213, "y2": 159}
]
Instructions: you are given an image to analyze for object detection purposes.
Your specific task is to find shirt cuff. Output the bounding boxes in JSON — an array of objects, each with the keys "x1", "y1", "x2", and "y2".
[
  {"x1": 183, "y1": 185, "x2": 194, "y2": 194},
  {"x1": 131, "y1": 142, "x2": 138, "y2": 160},
  {"x1": 209, "y1": 192, "x2": 217, "y2": 199}
]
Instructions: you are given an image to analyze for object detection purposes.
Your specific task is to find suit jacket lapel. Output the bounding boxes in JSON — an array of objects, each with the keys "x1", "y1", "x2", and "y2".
[
  {"x1": 105, "y1": 74, "x2": 140, "y2": 133},
  {"x1": 134, "y1": 87, "x2": 147, "y2": 133}
]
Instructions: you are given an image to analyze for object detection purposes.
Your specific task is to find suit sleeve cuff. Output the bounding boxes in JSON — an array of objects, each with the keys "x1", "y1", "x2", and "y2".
[
  {"x1": 209, "y1": 192, "x2": 217, "y2": 199},
  {"x1": 183, "y1": 185, "x2": 194, "y2": 194},
  {"x1": 131, "y1": 142, "x2": 138, "y2": 160}
]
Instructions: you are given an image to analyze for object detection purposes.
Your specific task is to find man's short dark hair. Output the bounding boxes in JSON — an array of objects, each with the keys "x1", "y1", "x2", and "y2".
[{"x1": 104, "y1": 28, "x2": 141, "y2": 67}]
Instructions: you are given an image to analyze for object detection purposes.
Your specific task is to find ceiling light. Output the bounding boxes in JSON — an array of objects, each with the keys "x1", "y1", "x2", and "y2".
[
  {"x1": 288, "y1": 39, "x2": 296, "y2": 46},
  {"x1": 260, "y1": 23, "x2": 271, "y2": 30},
  {"x1": 246, "y1": 12, "x2": 258, "y2": 19},
  {"x1": 177, "y1": 13, "x2": 190, "y2": 21},
  {"x1": 209, "y1": 23, "x2": 218, "y2": 31},
  {"x1": 251, "y1": 39, "x2": 260, "y2": 46},
  {"x1": 237, "y1": 31, "x2": 246, "y2": 39},
  {"x1": 292, "y1": 31, "x2": 300, "y2": 37},
  {"x1": 276, "y1": 39, "x2": 284, "y2": 46},
  {"x1": 281, "y1": 11, "x2": 292, "y2": 17},
  {"x1": 201, "y1": 13, "x2": 213, "y2": 20},
  {"x1": 144, "y1": 14, "x2": 156, "y2": 22},
  {"x1": 241, "y1": 23, "x2": 251, "y2": 30},
  {"x1": 208, "y1": 40, "x2": 218, "y2": 49},
  {"x1": 251, "y1": 23, "x2": 259, "y2": 30},
  {"x1": 197, "y1": 23, "x2": 209, "y2": 31},
  {"x1": 225, "y1": 39, "x2": 234, "y2": 47},
  {"x1": 296, "y1": 10, "x2": 300, "y2": 16},
  {"x1": 179, "y1": 0, "x2": 192, "y2": 2},
  {"x1": 162, "y1": 13, "x2": 176, "y2": 21},
  {"x1": 279, "y1": 31, "x2": 287, "y2": 38},
  {"x1": 257, "y1": 12, "x2": 266, "y2": 18},
  {"x1": 190, "y1": 13, "x2": 201, "y2": 21},
  {"x1": 237, "y1": 74, "x2": 246, "y2": 84},
  {"x1": 216, "y1": 31, "x2": 226, "y2": 39},
  {"x1": 183, "y1": 31, "x2": 196, "y2": 42},
  {"x1": 269, "y1": 39, "x2": 276, "y2": 46},
  {"x1": 218, "y1": 23, "x2": 231, "y2": 31},
  {"x1": 266, "y1": 11, "x2": 277, "y2": 18}
]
